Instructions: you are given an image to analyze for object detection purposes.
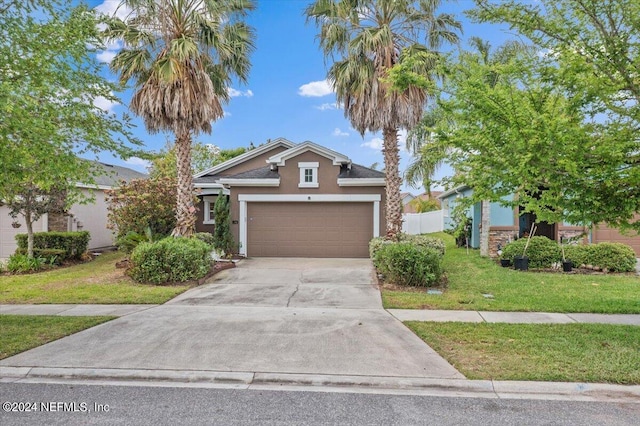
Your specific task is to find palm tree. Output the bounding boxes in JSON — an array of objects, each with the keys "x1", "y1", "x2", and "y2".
[
  {"x1": 104, "y1": 0, "x2": 255, "y2": 236},
  {"x1": 306, "y1": 0, "x2": 461, "y2": 239}
]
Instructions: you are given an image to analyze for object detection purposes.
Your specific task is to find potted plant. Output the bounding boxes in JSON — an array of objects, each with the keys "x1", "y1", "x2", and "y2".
[
  {"x1": 560, "y1": 239, "x2": 572, "y2": 272},
  {"x1": 514, "y1": 224, "x2": 536, "y2": 271}
]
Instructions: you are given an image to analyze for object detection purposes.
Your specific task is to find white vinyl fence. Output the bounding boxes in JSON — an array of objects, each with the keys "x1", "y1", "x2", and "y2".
[{"x1": 402, "y1": 210, "x2": 444, "y2": 235}]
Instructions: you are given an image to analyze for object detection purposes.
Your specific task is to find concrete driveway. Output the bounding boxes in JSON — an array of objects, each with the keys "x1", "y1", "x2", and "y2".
[{"x1": 1, "y1": 258, "x2": 463, "y2": 380}]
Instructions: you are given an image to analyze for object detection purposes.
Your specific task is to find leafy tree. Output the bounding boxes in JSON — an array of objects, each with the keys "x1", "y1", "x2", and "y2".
[
  {"x1": 0, "y1": 0, "x2": 139, "y2": 257},
  {"x1": 407, "y1": 197, "x2": 440, "y2": 213},
  {"x1": 104, "y1": 0, "x2": 255, "y2": 237},
  {"x1": 106, "y1": 177, "x2": 177, "y2": 241},
  {"x1": 213, "y1": 190, "x2": 234, "y2": 255},
  {"x1": 149, "y1": 142, "x2": 247, "y2": 180},
  {"x1": 471, "y1": 0, "x2": 640, "y2": 231},
  {"x1": 306, "y1": 0, "x2": 461, "y2": 239}
]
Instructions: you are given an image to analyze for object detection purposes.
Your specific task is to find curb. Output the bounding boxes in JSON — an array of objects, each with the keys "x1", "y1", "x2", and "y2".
[{"x1": 2, "y1": 367, "x2": 638, "y2": 403}]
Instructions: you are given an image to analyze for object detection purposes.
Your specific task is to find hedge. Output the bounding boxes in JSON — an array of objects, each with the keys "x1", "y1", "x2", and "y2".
[
  {"x1": 128, "y1": 237, "x2": 212, "y2": 284},
  {"x1": 374, "y1": 243, "x2": 443, "y2": 287},
  {"x1": 564, "y1": 243, "x2": 636, "y2": 272},
  {"x1": 369, "y1": 234, "x2": 445, "y2": 263},
  {"x1": 500, "y1": 236, "x2": 561, "y2": 269},
  {"x1": 15, "y1": 231, "x2": 90, "y2": 261}
]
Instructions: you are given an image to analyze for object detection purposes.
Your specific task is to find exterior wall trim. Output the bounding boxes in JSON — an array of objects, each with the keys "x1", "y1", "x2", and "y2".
[
  {"x1": 337, "y1": 178, "x2": 385, "y2": 187},
  {"x1": 237, "y1": 193, "x2": 381, "y2": 256},
  {"x1": 218, "y1": 178, "x2": 280, "y2": 187}
]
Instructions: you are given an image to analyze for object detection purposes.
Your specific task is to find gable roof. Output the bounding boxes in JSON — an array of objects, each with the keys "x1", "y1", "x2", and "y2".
[
  {"x1": 194, "y1": 137, "x2": 296, "y2": 178},
  {"x1": 338, "y1": 163, "x2": 384, "y2": 179},
  {"x1": 267, "y1": 141, "x2": 350, "y2": 166},
  {"x1": 437, "y1": 185, "x2": 471, "y2": 200},
  {"x1": 77, "y1": 161, "x2": 147, "y2": 189}
]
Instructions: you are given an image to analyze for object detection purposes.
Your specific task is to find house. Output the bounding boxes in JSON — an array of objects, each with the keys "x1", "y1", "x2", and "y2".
[
  {"x1": 0, "y1": 162, "x2": 146, "y2": 259},
  {"x1": 400, "y1": 192, "x2": 415, "y2": 209},
  {"x1": 193, "y1": 138, "x2": 386, "y2": 258},
  {"x1": 403, "y1": 191, "x2": 442, "y2": 213},
  {"x1": 438, "y1": 185, "x2": 640, "y2": 257}
]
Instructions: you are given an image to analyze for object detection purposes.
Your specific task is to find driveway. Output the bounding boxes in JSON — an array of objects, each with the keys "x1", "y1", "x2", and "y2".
[{"x1": 1, "y1": 258, "x2": 463, "y2": 379}]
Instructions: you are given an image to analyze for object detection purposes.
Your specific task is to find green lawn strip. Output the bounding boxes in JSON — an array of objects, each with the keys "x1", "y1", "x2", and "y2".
[
  {"x1": 406, "y1": 321, "x2": 640, "y2": 384},
  {"x1": 0, "y1": 315, "x2": 115, "y2": 360},
  {"x1": 382, "y1": 233, "x2": 640, "y2": 313},
  {"x1": 0, "y1": 251, "x2": 192, "y2": 304}
]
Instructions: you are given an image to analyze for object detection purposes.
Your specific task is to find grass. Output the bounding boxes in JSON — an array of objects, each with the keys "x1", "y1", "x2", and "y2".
[
  {"x1": 0, "y1": 315, "x2": 115, "y2": 360},
  {"x1": 406, "y1": 322, "x2": 640, "y2": 384},
  {"x1": 0, "y1": 251, "x2": 193, "y2": 304},
  {"x1": 382, "y1": 233, "x2": 640, "y2": 313}
]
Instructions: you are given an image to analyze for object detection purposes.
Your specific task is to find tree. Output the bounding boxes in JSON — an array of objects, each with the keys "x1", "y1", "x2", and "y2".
[
  {"x1": 306, "y1": 0, "x2": 461, "y2": 239},
  {"x1": 104, "y1": 0, "x2": 255, "y2": 237},
  {"x1": 213, "y1": 190, "x2": 234, "y2": 255},
  {"x1": 149, "y1": 142, "x2": 247, "y2": 180},
  {"x1": 0, "y1": 0, "x2": 139, "y2": 257},
  {"x1": 407, "y1": 197, "x2": 439, "y2": 213},
  {"x1": 472, "y1": 0, "x2": 640, "y2": 231}
]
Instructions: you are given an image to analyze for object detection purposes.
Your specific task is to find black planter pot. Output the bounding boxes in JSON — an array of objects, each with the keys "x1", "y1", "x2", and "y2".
[
  {"x1": 500, "y1": 259, "x2": 511, "y2": 267},
  {"x1": 514, "y1": 256, "x2": 529, "y2": 271},
  {"x1": 562, "y1": 260, "x2": 573, "y2": 272}
]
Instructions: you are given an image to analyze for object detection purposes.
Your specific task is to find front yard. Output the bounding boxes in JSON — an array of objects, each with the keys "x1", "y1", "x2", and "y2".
[
  {"x1": 406, "y1": 322, "x2": 640, "y2": 384},
  {"x1": 0, "y1": 315, "x2": 115, "y2": 360},
  {"x1": 0, "y1": 251, "x2": 193, "y2": 304},
  {"x1": 382, "y1": 233, "x2": 640, "y2": 314}
]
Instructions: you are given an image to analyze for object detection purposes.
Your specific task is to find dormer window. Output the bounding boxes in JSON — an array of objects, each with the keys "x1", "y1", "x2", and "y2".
[{"x1": 298, "y1": 162, "x2": 319, "y2": 188}]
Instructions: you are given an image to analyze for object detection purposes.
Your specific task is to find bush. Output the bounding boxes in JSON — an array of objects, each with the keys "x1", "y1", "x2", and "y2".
[
  {"x1": 563, "y1": 244, "x2": 589, "y2": 267},
  {"x1": 6, "y1": 254, "x2": 46, "y2": 273},
  {"x1": 587, "y1": 242, "x2": 636, "y2": 272},
  {"x1": 374, "y1": 243, "x2": 443, "y2": 287},
  {"x1": 194, "y1": 232, "x2": 215, "y2": 247},
  {"x1": 369, "y1": 234, "x2": 445, "y2": 263},
  {"x1": 128, "y1": 237, "x2": 212, "y2": 284},
  {"x1": 116, "y1": 231, "x2": 149, "y2": 254},
  {"x1": 15, "y1": 231, "x2": 90, "y2": 261},
  {"x1": 501, "y1": 236, "x2": 561, "y2": 269},
  {"x1": 15, "y1": 248, "x2": 66, "y2": 265}
]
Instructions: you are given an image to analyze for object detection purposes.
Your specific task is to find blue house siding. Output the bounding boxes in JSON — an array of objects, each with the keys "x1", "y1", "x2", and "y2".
[{"x1": 490, "y1": 194, "x2": 515, "y2": 226}]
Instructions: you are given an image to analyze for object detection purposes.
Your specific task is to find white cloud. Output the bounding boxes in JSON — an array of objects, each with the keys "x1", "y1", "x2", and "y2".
[
  {"x1": 332, "y1": 127, "x2": 349, "y2": 137},
  {"x1": 361, "y1": 137, "x2": 383, "y2": 150},
  {"x1": 94, "y1": 0, "x2": 131, "y2": 19},
  {"x1": 315, "y1": 102, "x2": 340, "y2": 111},
  {"x1": 93, "y1": 95, "x2": 119, "y2": 113},
  {"x1": 125, "y1": 157, "x2": 151, "y2": 170},
  {"x1": 96, "y1": 50, "x2": 117, "y2": 63},
  {"x1": 398, "y1": 129, "x2": 408, "y2": 152},
  {"x1": 227, "y1": 87, "x2": 254, "y2": 98},
  {"x1": 298, "y1": 79, "x2": 333, "y2": 97},
  {"x1": 223, "y1": 111, "x2": 232, "y2": 117}
]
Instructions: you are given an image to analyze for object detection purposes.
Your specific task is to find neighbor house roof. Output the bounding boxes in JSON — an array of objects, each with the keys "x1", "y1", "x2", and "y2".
[
  {"x1": 90, "y1": 162, "x2": 147, "y2": 187},
  {"x1": 437, "y1": 185, "x2": 470, "y2": 200}
]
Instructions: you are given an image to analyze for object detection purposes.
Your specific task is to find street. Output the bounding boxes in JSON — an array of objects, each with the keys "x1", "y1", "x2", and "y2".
[{"x1": 1, "y1": 382, "x2": 638, "y2": 425}]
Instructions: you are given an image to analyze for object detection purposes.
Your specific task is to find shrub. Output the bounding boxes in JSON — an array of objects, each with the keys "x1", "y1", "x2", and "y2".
[
  {"x1": 374, "y1": 243, "x2": 443, "y2": 287},
  {"x1": 106, "y1": 177, "x2": 176, "y2": 240},
  {"x1": 213, "y1": 191, "x2": 234, "y2": 254},
  {"x1": 194, "y1": 232, "x2": 215, "y2": 247},
  {"x1": 14, "y1": 248, "x2": 66, "y2": 265},
  {"x1": 369, "y1": 234, "x2": 445, "y2": 264},
  {"x1": 501, "y1": 236, "x2": 561, "y2": 269},
  {"x1": 6, "y1": 254, "x2": 45, "y2": 273},
  {"x1": 563, "y1": 244, "x2": 589, "y2": 267},
  {"x1": 587, "y1": 242, "x2": 636, "y2": 272},
  {"x1": 15, "y1": 231, "x2": 90, "y2": 261},
  {"x1": 128, "y1": 237, "x2": 212, "y2": 284},
  {"x1": 116, "y1": 231, "x2": 148, "y2": 254}
]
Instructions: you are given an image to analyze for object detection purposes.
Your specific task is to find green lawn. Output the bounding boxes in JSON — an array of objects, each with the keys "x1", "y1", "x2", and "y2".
[
  {"x1": 382, "y1": 233, "x2": 640, "y2": 313},
  {"x1": 406, "y1": 322, "x2": 640, "y2": 384},
  {"x1": 0, "y1": 251, "x2": 192, "y2": 304},
  {"x1": 0, "y1": 315, "x2": 115, "y2": 359}
]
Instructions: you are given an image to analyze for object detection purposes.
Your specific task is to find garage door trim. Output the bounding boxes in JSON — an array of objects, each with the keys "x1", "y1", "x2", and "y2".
[{"x1": 237, "y1": 194, "x2": 381, "y2": 256}]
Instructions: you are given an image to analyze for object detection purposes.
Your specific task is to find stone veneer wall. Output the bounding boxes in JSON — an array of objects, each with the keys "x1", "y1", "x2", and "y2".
[
  {"x1": 488, "y1": 227, "x2": 519, "y2": 258},
  {"x1": 47, "y1": 212, "x2": 69, "y2": 232},
  {"x1": 558, "y1": 227, "x2": 588, "y2": 244}
]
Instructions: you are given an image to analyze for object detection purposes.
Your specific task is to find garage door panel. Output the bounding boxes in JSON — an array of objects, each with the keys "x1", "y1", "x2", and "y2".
[
  {"x1": 247, "y1": 202, "x2": 373, "y2": 258},
  {"x1": 594, "y1": 225, "x2": 640, "y2": 256}
]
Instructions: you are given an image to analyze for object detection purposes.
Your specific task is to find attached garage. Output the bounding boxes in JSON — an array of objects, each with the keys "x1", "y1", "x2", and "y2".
[
  {"x1": 592, "y1": 224, "x2": 640, "y2": 256},
  {"x1": 246, "y1": 202, "x2": 374, "y2": 257}
]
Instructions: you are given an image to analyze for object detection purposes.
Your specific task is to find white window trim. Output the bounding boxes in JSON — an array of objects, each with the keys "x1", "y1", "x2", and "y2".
[
  {"x1": 298, "y1": 162, "x2": 319, "y2": 188},
  {"x1": 337, "y1": 178, "x2": 385, "y2": 187},
  {"x1": 237, "y1": 194, "x2": 381, "y2": 256},
  {"x1": 203, "y1": 196, "x2": 217, "y2": 224}
]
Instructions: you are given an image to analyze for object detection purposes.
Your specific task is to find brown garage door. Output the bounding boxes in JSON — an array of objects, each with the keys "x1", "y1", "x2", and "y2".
[
  {"x1": 593, "y1": 224, "x2": 640, "y2": 256},
  {"x1": 247, "y1": 202, "x2": 373, "y2": 257}
]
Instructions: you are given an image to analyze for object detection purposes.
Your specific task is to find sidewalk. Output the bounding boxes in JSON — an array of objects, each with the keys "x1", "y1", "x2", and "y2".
[{"x1": 2, "y1": 304, "x2": 639, "y2": 325}]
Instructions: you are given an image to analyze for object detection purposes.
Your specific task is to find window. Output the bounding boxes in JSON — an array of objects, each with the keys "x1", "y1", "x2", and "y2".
[
  {"x1": 298, "y1": 162, "x2": 319, "y2": 188},
  {"x1": 203, "y1": 196, "x2": 216, "y2": 224}
]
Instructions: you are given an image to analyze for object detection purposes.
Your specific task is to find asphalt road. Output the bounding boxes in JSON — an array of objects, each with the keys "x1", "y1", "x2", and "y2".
[{"x1": 1, "y1": 383, "x2": 639, "y2": 425}]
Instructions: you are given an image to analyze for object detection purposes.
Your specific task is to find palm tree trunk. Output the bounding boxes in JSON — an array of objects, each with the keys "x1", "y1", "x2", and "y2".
[
  {"x1": 382, "y1": 127, "x2": 403, "y2": 240},
  {"x1": 480, "y1": 199, "x2": 491, "y2": 257},
  {"x1": 171, "y1": 131, "x2": 196, "y2": 237}
]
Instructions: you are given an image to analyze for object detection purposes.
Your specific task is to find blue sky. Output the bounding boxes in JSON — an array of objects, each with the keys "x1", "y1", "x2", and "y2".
[{"x1": 89, "y1": 0, "x2": 515, "y2": 194}]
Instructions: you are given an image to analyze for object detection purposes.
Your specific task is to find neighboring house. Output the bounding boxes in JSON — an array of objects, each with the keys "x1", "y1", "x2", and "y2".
[
  {"x1": 438, "y1": 185, "x2": 640, "y2": 257},
  {"x1": 403, "y1": 191, "x2": 442, "y2": 213},
  {"x1": 400, "y1": 192, "x2": 415, "y2": 210},
  {"x1": 0, "y1": 162, "x2": 146, "y2": 259},
  {"x1": 193, "y1": 138, "x2": 386, "y2": 258}
]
